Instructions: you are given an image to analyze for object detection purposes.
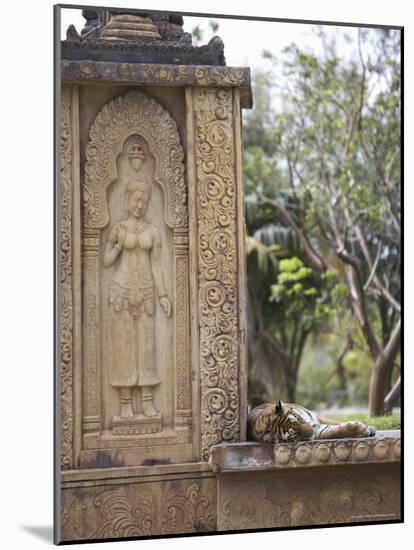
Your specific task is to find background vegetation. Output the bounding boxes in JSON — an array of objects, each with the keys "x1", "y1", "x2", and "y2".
[{"x1": 243, "y1": 28, "x2": 401, "y2": 417}]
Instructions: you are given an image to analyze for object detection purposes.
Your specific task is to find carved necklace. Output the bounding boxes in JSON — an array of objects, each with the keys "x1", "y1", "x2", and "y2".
[{"x1": 121, "y1": 221, "x2": 148, "y2": 234}]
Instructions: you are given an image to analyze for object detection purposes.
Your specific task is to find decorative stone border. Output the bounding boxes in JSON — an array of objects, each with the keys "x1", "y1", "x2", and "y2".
[
  {"x1": 274, "y1": 434, "x2": 401, "y2": 468},
  {"x1": 61, "y1": 61, "x2": 252, "y2": 108},
  {"x1": 209, "y1": 431, "x2": 401, "y2": 473}
]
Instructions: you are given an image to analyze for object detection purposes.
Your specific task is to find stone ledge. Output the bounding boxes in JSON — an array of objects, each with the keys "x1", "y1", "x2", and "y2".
[
  {"x1": 61, "y1": 61, "x2": 253, "y2": 108},
  {"x1": 61, "y1": 461, "x2": 213, "y2": 485},
  {"x1": 210, "y1": 430, "x2": 401, "y2": 473}
]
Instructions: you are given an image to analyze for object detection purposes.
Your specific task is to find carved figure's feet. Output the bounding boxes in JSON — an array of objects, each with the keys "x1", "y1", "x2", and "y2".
[
  {"x1": 142, "y1": 398, "x2": 158, "y2": 417},
  {"x1": 120, "y1": 402, "x2": 134, "y2": 418}
]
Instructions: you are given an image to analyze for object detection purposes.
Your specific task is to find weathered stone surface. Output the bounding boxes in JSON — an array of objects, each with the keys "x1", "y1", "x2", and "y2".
[
  {"x1": 62, "y1": 10, "x2": 225, "y2": 66},
  {"x1": 62, "y1": 36, "x2": 226, "y2": 66}
]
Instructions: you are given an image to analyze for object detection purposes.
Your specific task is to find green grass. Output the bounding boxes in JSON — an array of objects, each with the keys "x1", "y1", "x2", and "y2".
[{"x1": 331, "y1": 413, "x2": 401, "y2": 430}]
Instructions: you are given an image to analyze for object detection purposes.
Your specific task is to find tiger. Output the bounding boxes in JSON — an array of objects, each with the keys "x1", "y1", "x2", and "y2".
[{"x1": 247, "y1": 400, "x2": 376, "y2": 444}]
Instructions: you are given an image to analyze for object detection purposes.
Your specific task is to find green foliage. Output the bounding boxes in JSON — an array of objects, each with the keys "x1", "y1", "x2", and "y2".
[
  {"x1": 331, "y1": 413, "x2": 400, "y2": 430},
  {"x1": 191, "y1": 20, "x2": 220, "y2": 45},
  {"x1": 191, "y1": 25, "x2": 202, "y2": 43},
  {"x1": 208, "y1": 19, "x2": 219, "y2": 33}
]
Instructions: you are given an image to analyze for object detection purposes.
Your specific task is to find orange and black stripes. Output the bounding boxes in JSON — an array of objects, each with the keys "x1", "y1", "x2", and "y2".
[{"x1": 247, "y1": 401, "x2": 376, "y2": 444}]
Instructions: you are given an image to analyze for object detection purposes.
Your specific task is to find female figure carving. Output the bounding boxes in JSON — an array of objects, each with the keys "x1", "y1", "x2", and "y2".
[{"x1": 103, "y1": 143, "x2": 171, "y2": 421}]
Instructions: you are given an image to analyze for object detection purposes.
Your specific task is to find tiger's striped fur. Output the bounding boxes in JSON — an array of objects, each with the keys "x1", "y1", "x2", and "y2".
[{"x1": 247, "y1": 401, "x2": 376, "y2": 444}]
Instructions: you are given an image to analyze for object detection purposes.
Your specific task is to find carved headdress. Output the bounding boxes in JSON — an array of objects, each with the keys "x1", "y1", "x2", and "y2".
[
  {"x1": 125, "y1": 178, "x2": 152, "y2": 200},
  {"x1": 124, "y1": 142, "x2": 152, "y2": 201}
]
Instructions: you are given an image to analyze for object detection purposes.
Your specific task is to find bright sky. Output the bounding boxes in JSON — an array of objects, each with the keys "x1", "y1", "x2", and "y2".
[{"x1": 60, "y1": 8, "x2": 365, "y2": 72}]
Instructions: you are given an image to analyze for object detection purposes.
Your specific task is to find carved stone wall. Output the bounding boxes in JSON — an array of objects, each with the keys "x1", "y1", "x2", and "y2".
[{"x1": 59, "y1": 64, "x2": 249, "y2": 543}]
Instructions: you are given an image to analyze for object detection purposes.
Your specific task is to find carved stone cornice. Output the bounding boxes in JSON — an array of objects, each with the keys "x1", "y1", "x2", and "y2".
[
  {"x1": 61, "y1": 36, "x2": 225, "y2": 66},
  {"x1": 209, "y1": 432, "x2": 401, "y2": 472},
  {"x1": 61, "y1": 62, "x2": 252, "y2": 108}
]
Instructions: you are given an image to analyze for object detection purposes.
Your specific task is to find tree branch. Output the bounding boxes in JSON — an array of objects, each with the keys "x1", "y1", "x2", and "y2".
[
  {"x1": 363, "y1": 240, "x2": 382, "y2": 291},
  {"x1": 256, "y1": 190, "x2": 328, "y2": 271},
  {"x1": 355, "y1": 225, "x2": 401, "y2": 312}
]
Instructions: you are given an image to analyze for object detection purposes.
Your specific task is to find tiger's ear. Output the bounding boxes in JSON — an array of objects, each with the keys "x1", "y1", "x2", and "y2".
[{"x1": 275, "y1": 400, "x2": 284, "y2": 415}]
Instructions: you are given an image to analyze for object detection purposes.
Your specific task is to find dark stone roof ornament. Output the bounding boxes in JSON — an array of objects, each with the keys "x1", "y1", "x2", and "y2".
[{"x1": 63, "y1": 10, "x2": 226, "y2": 66}]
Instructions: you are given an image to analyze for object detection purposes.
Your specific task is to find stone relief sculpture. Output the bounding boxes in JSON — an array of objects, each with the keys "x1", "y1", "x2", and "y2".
[
  {"x1": 103, "y1": 142, "x2": 172, "y2": 434},
  {"x1": 81, "y1": 89, "x2": 188, "y2": 450}
]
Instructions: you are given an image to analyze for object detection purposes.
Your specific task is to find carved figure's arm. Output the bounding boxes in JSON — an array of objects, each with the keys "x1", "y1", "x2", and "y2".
[
  {"x1": 103, "y1": 224, "x2": 124, "y2": 267},
  {"x1": 150, "y1": 228, "x2": 171, "y2": 316},
  {"x1": 150, "y1": 228, "x2": 167, "y2": 296}
]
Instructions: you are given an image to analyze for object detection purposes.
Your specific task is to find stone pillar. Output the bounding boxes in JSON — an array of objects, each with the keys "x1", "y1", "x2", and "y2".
[{"x1": 57, "y1": 9, "x2": 251, "y2": 543}]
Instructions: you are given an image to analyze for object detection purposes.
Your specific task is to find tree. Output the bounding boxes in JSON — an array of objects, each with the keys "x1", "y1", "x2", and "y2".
[{"x1": 245, "y1": 28, "x2": 401, "y2": 415}]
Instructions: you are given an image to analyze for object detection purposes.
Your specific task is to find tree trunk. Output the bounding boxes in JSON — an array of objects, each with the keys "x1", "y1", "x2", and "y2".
[
  {"x1": 286, "y1": 373, "x2": 297, "y2": 403},
  {"x1": 336, "y1": 335, "x2": 351, "y2": 391},
  {"x1": 368, "y1": 319, "x2": 401, "y2": 416}
]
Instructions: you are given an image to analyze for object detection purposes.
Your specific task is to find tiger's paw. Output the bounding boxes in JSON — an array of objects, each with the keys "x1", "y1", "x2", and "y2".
[
  {"x1": 343, "y1": 420, "x2": 368, "y2": 438},
  {"x1": 342, "y1": 421, "x2": 376, "y2": 438},
  {"x1": 363, "y1": 425, "x2": 376, "y2": 437}
]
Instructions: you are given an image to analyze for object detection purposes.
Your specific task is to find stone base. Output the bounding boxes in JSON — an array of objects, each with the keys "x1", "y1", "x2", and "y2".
[
  {"x1": 210, "y1": 431, "x2": 401, "y2": 531},
  {"x1": 112, "y1": 413, "x2": 162, "y2": 435}
]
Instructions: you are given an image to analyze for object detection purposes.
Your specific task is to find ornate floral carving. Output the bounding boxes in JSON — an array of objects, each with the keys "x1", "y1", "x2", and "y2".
[
  {"x1": 161, "y1": 482, "x2": 216, "y2": 533},
  {"x1": 61, "y1": 478, "x2": 216, "y2": 541},
  {"x1": 93, "y1": 490, "x2": 155, "y2": 538},
  {"x1": 84, "y1": 90, "x2": 186, "y2": 229},
  {"x1": 60, "y1": 86, "x2": 73, "y2": 469},
  {"x1": 193, "y1": 88, "x2": 240, "y2": 460},
  {"x1": 175, "y1": 254, "x2": 191, "y2": 411}
]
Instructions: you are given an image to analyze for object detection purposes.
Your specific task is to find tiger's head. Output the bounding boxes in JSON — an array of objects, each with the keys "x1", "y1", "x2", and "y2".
[{"x1": 269, "y1": 401, "x2": 315, "y2": 442}]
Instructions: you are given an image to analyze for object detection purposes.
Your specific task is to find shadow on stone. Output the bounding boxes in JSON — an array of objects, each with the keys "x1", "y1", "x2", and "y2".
[{"x1": 21, "y1": 525, "x2": 53, "y2": 543}]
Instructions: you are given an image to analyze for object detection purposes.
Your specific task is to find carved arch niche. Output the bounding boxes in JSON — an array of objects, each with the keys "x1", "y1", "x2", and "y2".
[{"x1": 79, "y1": 90, "x2": 192, "y2": 465}]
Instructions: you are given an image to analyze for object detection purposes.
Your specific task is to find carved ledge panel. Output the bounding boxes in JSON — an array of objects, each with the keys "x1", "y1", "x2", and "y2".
[
  {"x1": 217, "y1": 465, "x2": 401, "y2": 530},
  {"x1": 210, "y1": 432, "x2": 401, "y2": 472},
  {"x1": 61, "y1": 475, "x2": 217, "y2": 541}
]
